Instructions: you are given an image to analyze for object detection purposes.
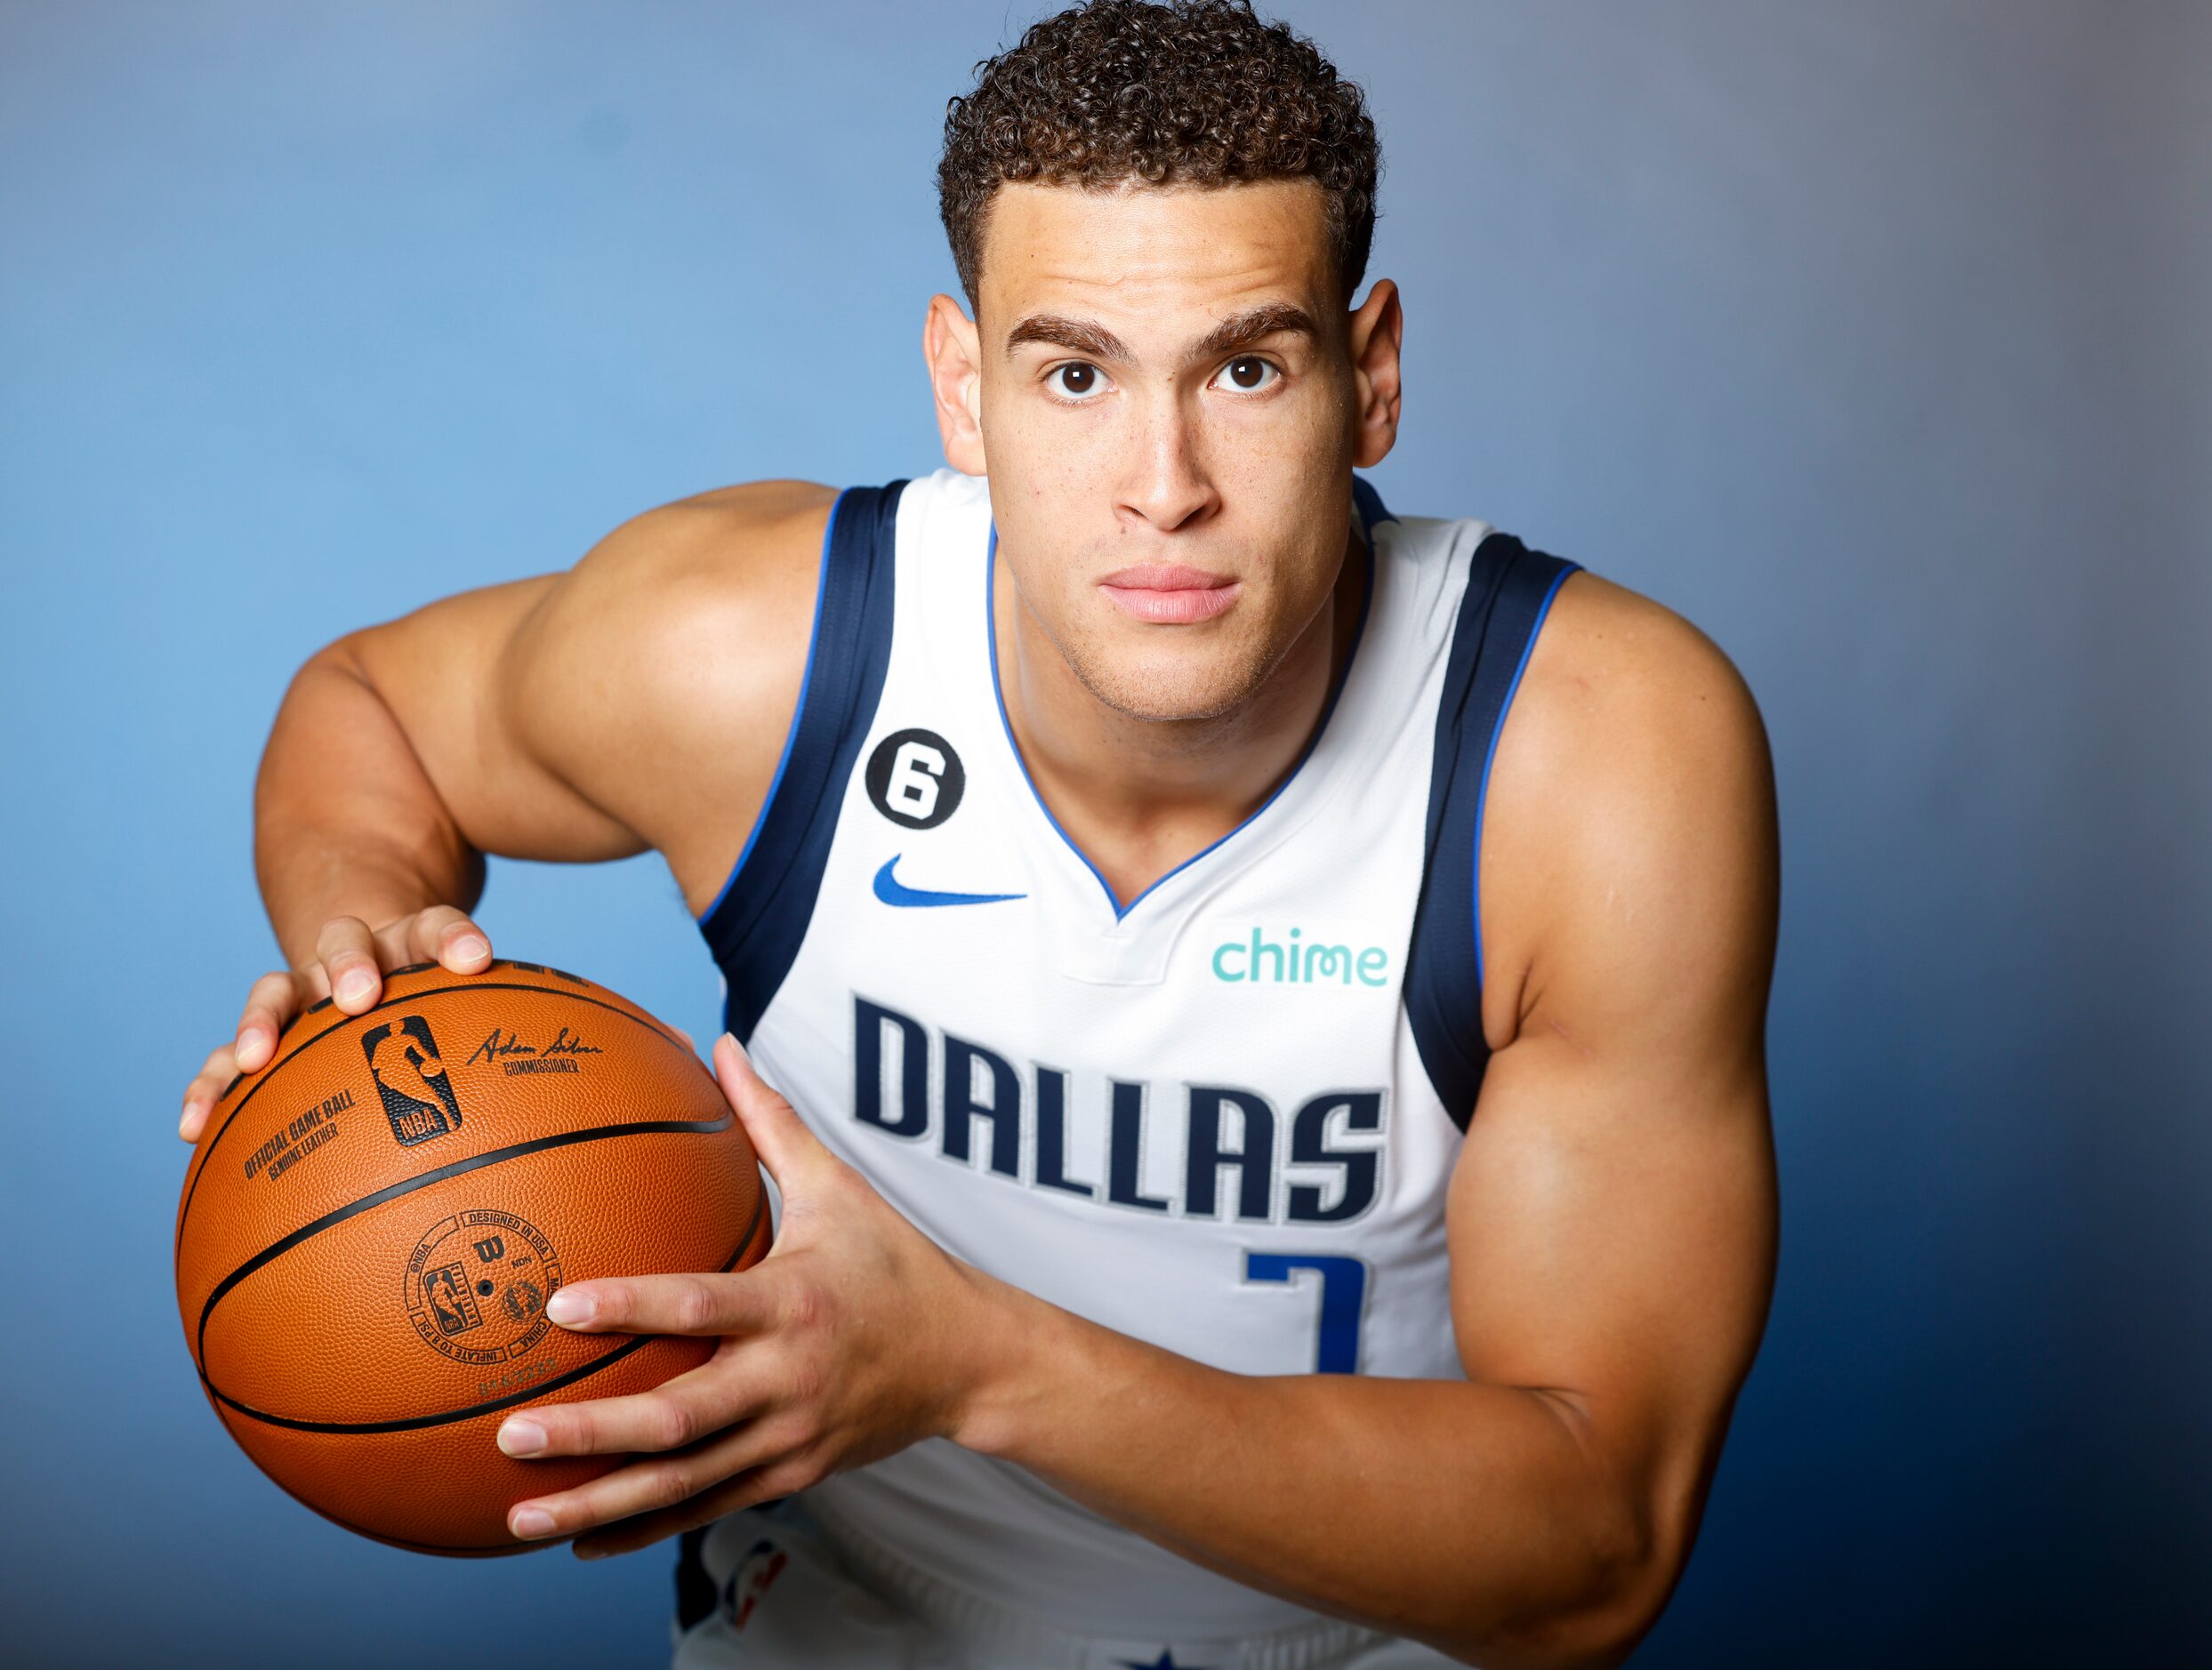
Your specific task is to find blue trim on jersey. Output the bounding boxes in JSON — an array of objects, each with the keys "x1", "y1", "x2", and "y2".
[
  {"x1": 1402, "y1": 532, "x2": 1581, "y2": 1131},
  {"x1": 696, "y1": 489, "x2": 847, "y2": 926},
  {"x1": 984, "y1": 480, "x2": 1384, "y2": 921},
  {"x1": 1472, "y1": 561, "x2": 1576, "y2": 988},
  {"x1": 700, "y1": 481, "x2": 905, "y2": 1040}
]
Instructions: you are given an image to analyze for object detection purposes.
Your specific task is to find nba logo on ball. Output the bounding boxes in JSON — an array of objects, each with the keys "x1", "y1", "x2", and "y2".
[{"x1": 361, "y1": 1016, "x2": 464, "y2": 1145}]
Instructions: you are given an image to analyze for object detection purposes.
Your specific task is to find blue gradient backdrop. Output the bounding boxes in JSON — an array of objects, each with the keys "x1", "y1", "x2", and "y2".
[{"x1": 4, "y1": 4, "x2": 2205, "y2": 1664}]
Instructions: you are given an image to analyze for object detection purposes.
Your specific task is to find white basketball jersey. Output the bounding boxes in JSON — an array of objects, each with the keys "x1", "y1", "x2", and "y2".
[{"x1": 693, "y1": 468, "x2": 1578, "y2": 1640}]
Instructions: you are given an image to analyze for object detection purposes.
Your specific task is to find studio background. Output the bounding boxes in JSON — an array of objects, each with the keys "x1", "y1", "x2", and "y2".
[{"x1": 4, "y1": 3, "x2": 2204, "y2": 1664}]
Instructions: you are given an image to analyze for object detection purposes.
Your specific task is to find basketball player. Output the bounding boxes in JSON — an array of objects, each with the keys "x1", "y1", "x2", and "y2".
[{"x1": 176, "y1": 4, "x2": 1778, "y2": 1664}]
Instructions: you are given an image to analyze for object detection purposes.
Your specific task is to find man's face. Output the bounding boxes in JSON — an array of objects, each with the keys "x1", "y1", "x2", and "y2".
[{"x1": 947, "y1": 178, "x2": 1395, "y2": 725}]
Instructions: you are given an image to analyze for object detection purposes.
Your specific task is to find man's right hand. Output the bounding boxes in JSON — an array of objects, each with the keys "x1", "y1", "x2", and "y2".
[{"x1": 178, "y1": 908, "x2": 492, "y2": 1142}]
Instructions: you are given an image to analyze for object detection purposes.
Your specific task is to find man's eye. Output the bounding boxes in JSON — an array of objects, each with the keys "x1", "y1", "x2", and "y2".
[
  {"x1": 1216, "y1": 356, "x2": 1280, "y2": 393},
  {"x1": 1050, "y1": 363, "x2": 1105, "y2": 399}
]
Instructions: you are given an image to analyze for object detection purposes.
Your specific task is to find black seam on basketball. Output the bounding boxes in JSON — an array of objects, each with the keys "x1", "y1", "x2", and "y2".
[
  {"x1": 200, "y1": 1191, "x2": 765, "y2": 1437},
  {"x1": 208, "y1": 1402, "x2": 528, "y2": 1555},
  {"x1": 208, "y1": 1334, "x2": 653, "y2": 1435},
  {"x1": 177, "y1": 976, "x2": 696, "y2": 1257},
  {"x1": 196, "y1": 1112, "x2": 736, "y2": 1361}
]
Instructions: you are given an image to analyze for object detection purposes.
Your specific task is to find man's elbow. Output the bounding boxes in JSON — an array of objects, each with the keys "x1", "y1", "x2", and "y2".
[
  {"x1": 1482, "y1": 1565, "x2": 1678, "y2": 1670},
  {"x1": 1444, "y1": 1491, "x2": 1690, "y2": 1670}
]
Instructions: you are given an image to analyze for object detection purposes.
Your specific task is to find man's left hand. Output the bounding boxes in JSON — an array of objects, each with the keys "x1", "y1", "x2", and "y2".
[{"x1": 498, "y1": 1032, "x2": 1005, "y2": 1558}]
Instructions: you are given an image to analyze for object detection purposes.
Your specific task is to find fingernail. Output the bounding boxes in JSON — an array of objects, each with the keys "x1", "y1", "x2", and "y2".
[
  {"x1": 497, "y1": 1417, "x2": 546, "y2": 1457},
  {"x1": 575, "y1": 1542, "x2": 608, "y2": 1562},
  {"x1": 511, "y1": 1505, "x2": 556, "y2": 1539},
  {"x1": 546, "y1": 1289, "x2": 593, "y2": 1327},
  {"x1": 453, "y1": 935, "x2": 489, "y2": 965},
  {"x1": 336, "y1": 969, "x2": 375, "y2": 1006}
]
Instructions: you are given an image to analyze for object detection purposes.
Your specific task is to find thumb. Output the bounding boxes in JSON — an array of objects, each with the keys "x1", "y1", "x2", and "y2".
[{"x1": 712, "y1": 1032, "x2": 828, "y2": 1188}]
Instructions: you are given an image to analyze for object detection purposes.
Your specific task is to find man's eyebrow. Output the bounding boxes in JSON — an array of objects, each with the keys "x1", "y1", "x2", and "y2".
[
  {"x1": 1002, "y1": 302, "x2": 1319, "y2": 365},
  {"x1": 1005, "y1": 314, "x2": 1132, "y2": 362},
  {"x1": 1187, "y1": 303, "x2": 1318, "y2": 362}
]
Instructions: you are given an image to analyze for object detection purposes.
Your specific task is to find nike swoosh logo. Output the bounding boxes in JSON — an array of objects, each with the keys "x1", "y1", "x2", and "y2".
[{"x1": 872, "y1": 855, "x2": 1026, "y2": 909}]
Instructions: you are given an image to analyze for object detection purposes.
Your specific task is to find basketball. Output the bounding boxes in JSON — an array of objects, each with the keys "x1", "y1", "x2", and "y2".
[{"x1": 174, "y1": 959, "x2": 770, "y2": 1555}]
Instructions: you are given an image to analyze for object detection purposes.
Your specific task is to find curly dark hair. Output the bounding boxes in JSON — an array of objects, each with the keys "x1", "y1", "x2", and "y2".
[{"x1": 937, "y1": 0, "x2": 1380, "y2": 309}]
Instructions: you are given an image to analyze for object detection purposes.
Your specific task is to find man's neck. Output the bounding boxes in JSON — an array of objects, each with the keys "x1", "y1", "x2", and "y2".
[{"x1": 993, "y1": 518, "x2": 1369, "y2": 907}]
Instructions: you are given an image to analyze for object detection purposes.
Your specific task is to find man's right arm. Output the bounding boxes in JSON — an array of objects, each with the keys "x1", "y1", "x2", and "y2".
[{"x1": 180, "y1": 479, "x2": 837, "y2": 1139}]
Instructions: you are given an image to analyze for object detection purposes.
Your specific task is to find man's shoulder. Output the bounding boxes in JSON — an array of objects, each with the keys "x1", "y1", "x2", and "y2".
[
  {"x1": 1477, "y1": 565, "x2": 1777, "y2": 1048},
  {"x1": 575, "y1": 478, "x2": 841, "y2": 625},
  {"x1": 512, "y1": 479, "x2": 838, "y2": 705},
  {"x1": 498, "y1": 480, "x2": 842, "y2": 901},
  {"x1": 1518, "y1": 568, "x2": 1764, "y2": 768}
]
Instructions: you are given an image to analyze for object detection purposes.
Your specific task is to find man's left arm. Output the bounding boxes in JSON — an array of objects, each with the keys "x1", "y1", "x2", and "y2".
[{"x1": 500, "y1": 592, "x2": 1779, "y2": 1669}]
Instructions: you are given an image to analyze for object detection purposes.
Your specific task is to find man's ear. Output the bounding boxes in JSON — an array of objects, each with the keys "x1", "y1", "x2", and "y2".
[
  {"x1": 924, "y1": 293, "x2": 988, "y2": 476},
  {"x1": 1347, "y1": 277, "x2": 1403, "y2": 470}
]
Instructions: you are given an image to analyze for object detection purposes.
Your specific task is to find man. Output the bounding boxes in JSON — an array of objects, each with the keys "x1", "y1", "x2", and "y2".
[{"x1": 178, "y1": 2, "x2": 1778, "y2": 1664}]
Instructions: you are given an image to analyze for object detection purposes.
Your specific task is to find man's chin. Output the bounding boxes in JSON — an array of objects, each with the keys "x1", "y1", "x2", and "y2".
[{"x1": 1063, "y1": 646, "x2": 1270, "y2": 727}]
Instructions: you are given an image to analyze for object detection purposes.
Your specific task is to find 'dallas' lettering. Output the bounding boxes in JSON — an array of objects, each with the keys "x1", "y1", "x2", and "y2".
[
  {"x1": 1211, "y1": 927, "x2": 1389, "y2": 987},
  {"x1": 850, "y1": 995, "x2": 1387, "y2": 1224}
]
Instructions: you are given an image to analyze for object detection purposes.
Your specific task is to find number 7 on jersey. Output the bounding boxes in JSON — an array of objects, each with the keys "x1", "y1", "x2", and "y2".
[{"x1": 1243, "y1": 1251, "x2": 1369, "y2": 1374}]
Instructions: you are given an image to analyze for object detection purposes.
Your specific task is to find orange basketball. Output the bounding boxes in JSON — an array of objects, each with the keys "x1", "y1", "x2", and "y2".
[{"x1": 175, "y1": 959, "x2": 769, "y2": 1555}]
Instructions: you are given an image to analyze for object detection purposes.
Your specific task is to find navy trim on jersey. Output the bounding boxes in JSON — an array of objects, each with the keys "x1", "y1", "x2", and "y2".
[
  {"x1": 674, "y1": 1527, "x2": 715, "y2": 1632},
  {"x1": 696, "y1": 492, "x2": 845, "y2": 926},
  {"x1": 699, "y1": 481, "x2": 905, "y2": 1039},
  {"x1": 1474, "y1": 563, "x2": 1577, "y2": 986},
  {"x1": 1404, "y1": 533, "x2": 1580, "y2": 1131},
  {"x1": 985, "y1": 478, "x2": 1384, "y2": 920},
  {"x1": 1351, "y1": 474, "x2": 1396, "y2": 531}
]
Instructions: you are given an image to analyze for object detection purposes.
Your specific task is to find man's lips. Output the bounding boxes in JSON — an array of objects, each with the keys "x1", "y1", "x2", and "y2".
[{"x1": 1098, "y1": 564, "x2": 1242, "y2": 624}]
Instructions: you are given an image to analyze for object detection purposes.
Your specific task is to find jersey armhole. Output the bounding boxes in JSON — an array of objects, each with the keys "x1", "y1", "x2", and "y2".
[
  {"x1": 1404, "y1": 534, "x2": 1581, "y2": 1132},
  {"x1": 698, "y1": 480, "x2": 905, "y2": 1037}
]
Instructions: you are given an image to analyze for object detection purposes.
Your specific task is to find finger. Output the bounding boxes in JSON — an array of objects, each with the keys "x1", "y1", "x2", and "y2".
[
  {"x1": 180, "y1": 1042, "x2": 239, "y2": 1142},
  {"x1": 495, "y1": 1351, "x2": 766, "y2": 1460},
  {"x1": 404, "y1": 905, "x2": 492, "y2": 973},
  {"x1": 506, "y1": 1418, "x2": 796, "y2": 1544},
  {"x1": 315, "y1": 916, "x2": 382, "y2": 1012},
  {"x1": 712, "y1": 1033, "x2": 831, "y2": 1186},
  {"x1": 543, "y1": 1267, "x2": 776, "y2": 1337},
  {"x1": 232, "y1": 970, "x2": 303, "y2": 1073},
  {"x1": 370, "y1": 915, "x2": 416, "y2": 968},
  {"x1": 570, "y1": 1457, "x2": 816, "y2": 1560}
]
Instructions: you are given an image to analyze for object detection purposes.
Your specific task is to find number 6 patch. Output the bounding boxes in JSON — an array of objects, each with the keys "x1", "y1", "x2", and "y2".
[{"x1": 865, "y1": 727, "x2": 965, "y2": 830}]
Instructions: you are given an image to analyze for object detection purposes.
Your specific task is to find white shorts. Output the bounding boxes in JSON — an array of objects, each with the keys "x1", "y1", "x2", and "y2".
[{"x1": 672, "y1": 1500, "x2": 1458, "y2": 1670}]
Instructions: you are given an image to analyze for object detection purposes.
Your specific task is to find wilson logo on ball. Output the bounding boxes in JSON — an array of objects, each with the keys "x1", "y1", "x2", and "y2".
[
  {"x1": 404, "y1": 1208, "x2": 562, "y2": 1367},
  {"x1": 361, "y1": 1016, "x2": 464, "y2": 1146}
]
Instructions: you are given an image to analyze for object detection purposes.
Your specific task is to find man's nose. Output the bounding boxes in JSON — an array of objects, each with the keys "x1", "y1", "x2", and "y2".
[{"x1": 1115, "y1": 398, "x2": 1217, "y2": 534}]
